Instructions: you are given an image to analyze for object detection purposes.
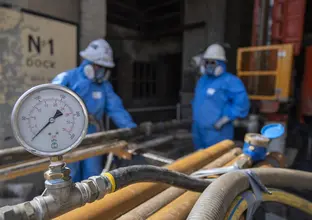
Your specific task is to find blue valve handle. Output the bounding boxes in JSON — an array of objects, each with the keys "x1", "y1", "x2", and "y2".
[{"x1": 243, "y1": 143, "x2": 267, "y2": 162}]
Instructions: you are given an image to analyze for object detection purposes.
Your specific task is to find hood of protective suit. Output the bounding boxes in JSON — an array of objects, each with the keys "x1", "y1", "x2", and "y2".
[
  {"x1": 78, "y1": 59, "x2": 94, "y2": 78},
  {"x1": 68, "y1": 60, "x2": 94, "y2": 97},
  {"x1": 77, "y1": 59, "x2": 111, "y2": 83}
]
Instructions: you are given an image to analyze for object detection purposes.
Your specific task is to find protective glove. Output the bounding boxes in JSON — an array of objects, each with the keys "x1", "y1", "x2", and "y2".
[{"x1": 214, "y1": 116, "x2": 231, "y2": 130}]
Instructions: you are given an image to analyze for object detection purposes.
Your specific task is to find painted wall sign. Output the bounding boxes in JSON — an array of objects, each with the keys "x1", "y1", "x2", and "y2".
[{"x1": 0, "y1": 5, "x2": 78, "y2": 148}]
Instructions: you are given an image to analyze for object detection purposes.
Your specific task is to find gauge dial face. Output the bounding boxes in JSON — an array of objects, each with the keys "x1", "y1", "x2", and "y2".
[{"x1": 11, "y1": 84, "x2": 88, "y2": 156}]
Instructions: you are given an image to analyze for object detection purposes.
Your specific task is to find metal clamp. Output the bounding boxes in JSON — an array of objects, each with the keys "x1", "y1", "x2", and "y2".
[
  {"x1": 191, "y1": 156, "x2": 251, "y2": 178},
  {"x1": 191, "y1": 164, "x2": 239, "y2": 178},
  {"x1": 241, "y1": 170, "x2": 272, "y2": 220}
]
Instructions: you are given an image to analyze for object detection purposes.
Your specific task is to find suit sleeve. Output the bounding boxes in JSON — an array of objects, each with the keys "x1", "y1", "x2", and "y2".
[
  {"x1": 51, "y1": 72, "x2": 70, "y2": 86},
  {"x1": 104, "y1": 82, "x2": 137, "y2": 128},
  {"x1": 223, "y1": 76, "x2": 250, "y2": 120}
]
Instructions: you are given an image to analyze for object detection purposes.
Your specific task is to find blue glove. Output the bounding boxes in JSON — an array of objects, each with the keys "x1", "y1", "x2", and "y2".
[{"x1": 214, "y1": 116, "x2": 231, "y2": 130}]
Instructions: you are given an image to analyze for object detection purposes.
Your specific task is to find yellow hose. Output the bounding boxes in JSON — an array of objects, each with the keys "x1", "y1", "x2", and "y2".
[{"x1": 224, "y1": 189, "x2": 312, "y2": 220}]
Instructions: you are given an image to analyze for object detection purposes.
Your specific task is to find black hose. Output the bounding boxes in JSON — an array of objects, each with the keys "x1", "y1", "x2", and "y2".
[
  {"x1": 108, "y1": 165, "x2": 212, "y2": 192},
  {"x1": 187, "y1": 168, "x2": 312, "y2": 220}
]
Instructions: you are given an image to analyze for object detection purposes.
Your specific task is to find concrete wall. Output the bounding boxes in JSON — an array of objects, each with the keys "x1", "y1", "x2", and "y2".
[
  {"x1": 1, "y1": 0, "x2": 80, "y2": 23},
  {"x1": 0, "y1": 0, "x2": 80, "y2": 150},
  {"x1": 224, "y1": 0, "x2": 254, "y2": 73},
  {"x1": 181, "y1": 0, "x2": 227, "y2": 118},
  {"x1": 80, "y1": 0, "x2": 106, "y2": 49},
  {"x1": 0, "y1": 0, "x2": 108, "y2": 149},
  {"x1": 0, "y1": 0, "x2": 106, "y2": 203},
  {"x1": 2, "y1": 0, "x2": 107, "y2": 50}
]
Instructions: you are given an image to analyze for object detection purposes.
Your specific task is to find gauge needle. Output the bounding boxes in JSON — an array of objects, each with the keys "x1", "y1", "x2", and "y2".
[{"x1": 31, "y1": 110, "x2": 63, "y2": 141}]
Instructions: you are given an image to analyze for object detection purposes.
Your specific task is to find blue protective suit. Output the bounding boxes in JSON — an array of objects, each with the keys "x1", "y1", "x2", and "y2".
[
  {"x1": 192, "y1": 62, "x2": 250, "y2": 150},
  {"x1": 52, "y1": 60, "x2": 137, "y2": 182}
]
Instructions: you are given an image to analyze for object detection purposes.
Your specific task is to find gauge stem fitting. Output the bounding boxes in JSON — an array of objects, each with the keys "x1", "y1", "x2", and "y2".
[{"x1": 44, "y1": 156, "x2": 71, "y2": 181}]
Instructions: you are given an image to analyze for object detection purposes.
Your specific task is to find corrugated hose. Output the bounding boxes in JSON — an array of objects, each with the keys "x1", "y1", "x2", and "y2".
[{"x1": 187, "y1": 168, "x2": 312, "y2": 220}]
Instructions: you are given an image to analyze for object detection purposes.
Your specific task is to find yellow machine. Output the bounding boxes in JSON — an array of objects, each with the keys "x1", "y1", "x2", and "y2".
[{"x1": 237, "y1": 44, "x2": 294, "y2": 102}]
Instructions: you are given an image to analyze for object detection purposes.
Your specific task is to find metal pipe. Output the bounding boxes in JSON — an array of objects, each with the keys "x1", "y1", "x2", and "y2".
[
  {"x1": 254, "y1": 152, "x2": 286, "y2": 168},
  {"x1": 128, "y1": 106, "x2": 176, "y2": 113},
  {"x1": 0, "y1": 157, "x2": 114, "y2": 220},
  {"x1": 148, "y1": 192, "x2": 201, "y2": 220},
  {"x1": 201, "y1": 148, "x2": 243, "y2": 169},
  {"x1": 174, "y1": 131, "x2": 193, "y2": 140},
  {"x1": 198, "y1": 154, "x2": 252, "y2": 180},
  {"x1": 8, "y1": 149, "x2": 279, "y2": 220},
  {"x1": 5, "y1": 173, "x2": 118, "y2": 220},
  {"x1": 0, "y1": 119, "x2": 191, "y2": 165},
  {"x1": 0, "y1": 141, "x2": 128, "y2": 181},
  {"x1": 147, "y1": 152, "x2": 246, "y2": 220},
  {"x1": 1, "y1": 132, "x2": 186, "y2": 180},
  {"x1": 128, "y1": 135, "x2": 174, "y2": 152},
  {"x1": 102, "y1": 152, "x2": 114, "y2": 173},
  {"x1": 1, "y1": 160, "x2": 216, "y2": 220},
  {"x1": 54, "y1": 140, "x2": 236, "y2": 220},
  {"x1": 191, "y1": 166, "x2": 238, "y2": 177},
  {"x1": 193, "y1": 154, "x2": 252, "y2": 179},
  {"x1": 105, "y1": 115, "x2": 110, "y2": 130},
  {"x1": 176, "y1": 103, "x2": 181, "y2": 121},
  {"x1": 148, "y1": 152, "x2": 283, "y2": 220},
  {"x1": 117, "y1": 148, "x2": 242, "y2": 220},
  {"x1": 258, "y1": 0, "x2": 270, "y2": 46},
  {"x1": 140, "y1": 153, "x2": 175, "y2": 165}
]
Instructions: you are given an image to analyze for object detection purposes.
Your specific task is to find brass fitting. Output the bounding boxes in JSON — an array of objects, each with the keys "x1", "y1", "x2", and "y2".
[
  {"x1": 244, "y1": 133, "x2": 270, "y2": 147},
  {"x1": 50, "y1": 156, "x2": 63, "y2": 162},
  {"x1": 44, "y1": 158, "x2": 71, "y2": 181}
]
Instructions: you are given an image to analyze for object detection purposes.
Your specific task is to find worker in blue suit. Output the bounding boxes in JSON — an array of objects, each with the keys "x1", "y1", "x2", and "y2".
[
  {"x1": 52, "y1": 39, "x2": 137, "y2": 182},
  {"x1": 192, "y1": 44, "x2": 250, "y2": 150}
]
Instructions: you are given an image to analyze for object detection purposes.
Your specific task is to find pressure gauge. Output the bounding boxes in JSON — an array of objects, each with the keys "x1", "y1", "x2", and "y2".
[{"x1": 11, "y1": 84, "x2": 88, "y2": 157}]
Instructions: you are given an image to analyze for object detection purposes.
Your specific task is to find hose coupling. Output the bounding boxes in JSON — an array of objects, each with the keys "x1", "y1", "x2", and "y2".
[{"x1": 87, "y1": 175, "x2": 112, "y2": 200}]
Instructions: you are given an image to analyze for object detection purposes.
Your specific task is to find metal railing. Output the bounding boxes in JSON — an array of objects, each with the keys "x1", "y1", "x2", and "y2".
[
  {"x1": 0, "y1": 119, "x2": 192, "y2": 181},
  {"x1": 105, "y1": 103, "x2": 191, "y2": 130}
]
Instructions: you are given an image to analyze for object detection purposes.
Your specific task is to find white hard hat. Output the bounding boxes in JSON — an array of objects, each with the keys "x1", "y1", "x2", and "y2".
[
  {"x1": 79, "y1": 39, "x2": 115, "y2": 68},
  {"x1": 202, "y1": 44, "x2": 226, "y2": 61}
]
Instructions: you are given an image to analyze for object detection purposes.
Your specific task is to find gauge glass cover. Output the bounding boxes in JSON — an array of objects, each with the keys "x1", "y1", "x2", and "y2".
[{"x1": 11, "y1": 84, "x2": 88, "y2": 156}]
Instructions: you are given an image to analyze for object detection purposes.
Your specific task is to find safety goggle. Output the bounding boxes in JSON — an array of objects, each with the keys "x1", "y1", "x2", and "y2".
[
  {"x1": 203, "y1": 60, "x2": 217, "y2": 66},
  {"x1": 93, "y1": 64, "x2": 112, "y2": 72},
  {"x1": 93, "y1": 64, "x2": 105, "y2": 69}
]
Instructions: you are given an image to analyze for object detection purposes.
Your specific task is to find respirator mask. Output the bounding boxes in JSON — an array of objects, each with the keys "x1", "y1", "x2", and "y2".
[
  {"x1": 84, "y1": 64, "x2": 111, "y2": 84},
  {"x1": 200, "y1": 60, "x2": 224, "y2": 77}
]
